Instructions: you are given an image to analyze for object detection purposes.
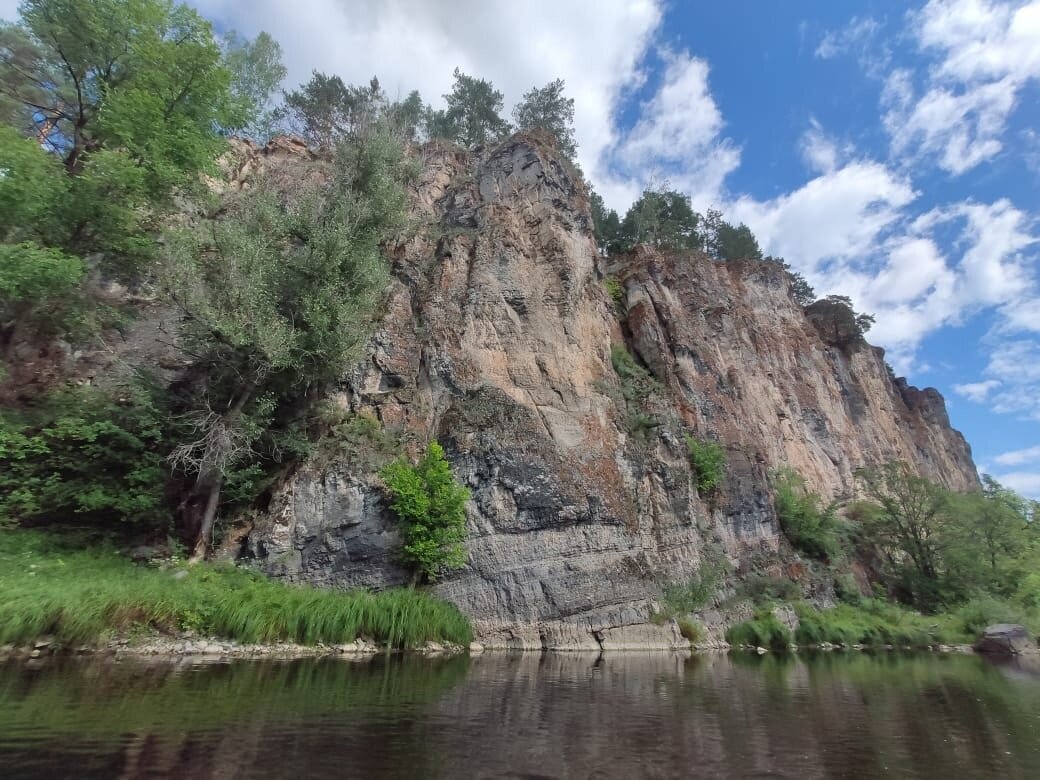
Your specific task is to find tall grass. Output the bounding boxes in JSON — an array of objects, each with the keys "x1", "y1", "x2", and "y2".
[{"x1": 0, "y1": 530, "x2": 472, "y2": 648}]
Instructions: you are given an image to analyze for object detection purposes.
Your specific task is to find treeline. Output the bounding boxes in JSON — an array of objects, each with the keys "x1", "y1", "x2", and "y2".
[{"x1": 774, "y1": 464, "x2": 1040, "y2": 619}]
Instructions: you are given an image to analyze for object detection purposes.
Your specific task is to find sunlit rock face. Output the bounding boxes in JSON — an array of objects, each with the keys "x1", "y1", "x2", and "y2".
[{"x1": 241, "y1": 134, "x2": 977, "y2": 648}]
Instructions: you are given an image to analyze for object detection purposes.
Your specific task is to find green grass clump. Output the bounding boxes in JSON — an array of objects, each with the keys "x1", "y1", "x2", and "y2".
[
  {"x1": 0, "y1": 529, "x2": 472, "y2": 649},
  {"x1": 677, "y1": 617, "x2": 703, "y2": 644},
  {"x1": 726, "y1": 611, "x2": 792, "y2": 652},
  {"x1": 793, "y1": 601, "x2": 955, "y2": 648}
]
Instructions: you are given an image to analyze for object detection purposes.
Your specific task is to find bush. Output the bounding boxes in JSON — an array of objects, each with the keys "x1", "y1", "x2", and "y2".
[
  {"x1": 381, "y1": 441, "x2": 470, "y2": 581},
  {"x1": 662, "y1": 553, "x2": 730, "y2": 614},
  {"x1": 738, "y1": 574, "x2": 802, "y2": 604},
  {"x1": 952, "y1": 595, "x2": 1037, "y2": 638},
  {"x1": 603, "y1": 277, "x2": 625, "y2": 311},
  {"x1": 686, "y1": 436, "x2": 725, "y2": 495},
  {"x1": 726, "y1": 611, "x2": 792, "y2": 652},
  {"x1": 0, "y1": 383, "x2": 170, "y2": 530},
  {"x1": 610, "y1": 343, "x2": 656, "y2": 403},
  {"x1": 677, "y1": 618, "x2": 703, "y2": 644},
  {"x1": 772, "y1": 468, "x2": 842, "y2": 560}
]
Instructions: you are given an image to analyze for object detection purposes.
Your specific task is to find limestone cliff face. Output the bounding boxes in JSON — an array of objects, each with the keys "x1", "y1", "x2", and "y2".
[{"x1": 240, "y1": 135, "x2": 977, "y2": 648}]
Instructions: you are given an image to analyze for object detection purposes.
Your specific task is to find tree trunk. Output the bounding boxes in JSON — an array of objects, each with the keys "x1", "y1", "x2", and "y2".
[{"x1": 188, "y1": 473, "x2": 223, "y2": 564}]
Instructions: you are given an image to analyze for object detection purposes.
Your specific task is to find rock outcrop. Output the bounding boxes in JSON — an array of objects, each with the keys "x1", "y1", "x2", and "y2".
[{"x1": 238, "y1": 134, "x2": 978, "y2": 648}]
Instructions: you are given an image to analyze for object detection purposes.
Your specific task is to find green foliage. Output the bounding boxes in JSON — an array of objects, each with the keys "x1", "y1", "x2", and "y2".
[
  {"x1": 726, "y1": 611, "x2": 793, "y2": 652},
  {"x1": 221, "y1": 29, "x2": 286, "y2": 140},
  {"x1": 737, "y1": 574, "x2": 803, "y2": 605},
  {"x1": 381, "y1": 442, "x2": 471, "y2": 581},
  {"x1": 280, "y1": 73, "x2": 386, "y2": 149},
  {"x1": 610, "y1": 343, "x2": 656, "y2": 403},
  {"x1": 161, "y1": 125, "x2": 410, "y2": 550},
  {"x1": 0, "y1": 125, "x2": 67, "y2": 241},
  {"x1": 951, "y1": 595, "x2": 1038, "y2": 638},
  {"x1": 793, "y1": 601, "x2": 950, "y2": 648},
  {"x1": 427, "y1": 68, "x2": 511, "y2": 147},
  {"x1": 686, "y1": 436, "x2": 726, "y2": 495},
  {"x1": 713, "y1": 220, "x2": 762, "y2": 261},
  {"x1": 0, "y1": 242, "x2": 86, "y2": 341},
  {"x1": 787, "y1": 269, "x2": 816, "y2": 306},
  {"x1": 677, "y1": 617, "x2": 703, "y2": 644},
  {"x1": 772, "y1": 468, "x2": 842, "y2": 560},
  {"x1": 603, "y1": 276, "x2": 626, "y2": 311},
  {"x1": 0, "y1": 529, "x2": 472, "y2": 647},
  {"x1": 0, "y1": 384, "x2": 170, "y2": 529},
  {"x1": 620, "y1": 189, "x2": 701, "y2": 252},
  {"x1": 312, "y1": 405, "x2": 402, "y2": 473},
  {"x1": 588, "y1": 189, "x2": 623, "y2": 256},
  {"x1": 512, "y1": 78, "x2": 576, "y2": 158},
  {"x1": 662, "y1": 553, "x2": 730, "y2": 615}
]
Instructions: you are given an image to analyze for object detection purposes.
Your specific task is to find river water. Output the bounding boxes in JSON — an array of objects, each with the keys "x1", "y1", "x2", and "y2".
[{"x1": 1, "y1": 651, "x2": 1038, "y2": 779}]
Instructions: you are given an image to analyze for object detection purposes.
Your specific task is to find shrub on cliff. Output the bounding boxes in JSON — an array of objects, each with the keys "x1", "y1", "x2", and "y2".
[
  {"x1": 381, "y1": 442, "x2": 471, "y2": 583},
  {"x1": 772, "y1": 469, "x2": 842, "y2": 560},
  {"x1": 686, "y1": 436, "x2": 725, "y2": 495}
]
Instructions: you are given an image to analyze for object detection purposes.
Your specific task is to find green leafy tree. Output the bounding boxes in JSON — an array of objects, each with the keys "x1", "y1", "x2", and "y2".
[
  {"x1": 280, "y1": 72, "x2": 386, "y2": 149},
  {"x1": 427, "y1": 68, "x2": 510, "y2": 147},
  {"x1": 161, "y1": 125, "x2": 410, "y2": 559},
  {"x1": 715, "y1": 221, "x2": 762, "y2": 261},
  {"x1": 620, "y1": 189, "x2": 701, "y2": 251},
  {"x1": 385, "y1": 89, "x2": 426, "y2": 142},
  {"x1": 381, "y1": 441, "x2": 470, "y2": 582},
  {"x1": 0, "y1": 383, "x2": 170, "y2": 528},
  {"x1": 222, "y1": 30, "x2": 287, "y2": 141},
  {"x1": 787, "y1": 269, "x2": 815, "y2": 306},
  {"x1": 512, "y1": 78, "x2": 576, "y2": 158},
  {"x1": 589, "y1": 189, "x2": 623, "y2": 256},
  {"x1": 854, "y1": 461, "x2": 952, "y2": 610}
]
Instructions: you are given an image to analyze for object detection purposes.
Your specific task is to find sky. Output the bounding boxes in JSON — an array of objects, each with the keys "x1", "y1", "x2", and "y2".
[{"x1": 2, "y1": 0, "x2": 1039, "y2": 497}]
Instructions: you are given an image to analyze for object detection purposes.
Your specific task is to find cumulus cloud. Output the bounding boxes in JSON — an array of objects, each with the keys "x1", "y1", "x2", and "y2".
[
  {"x1": 883, "y1": 0, "x2": 1040, "y2": 174},
  {"x1": 606, "y1": 49, "x2": 740, "y2": 210}
]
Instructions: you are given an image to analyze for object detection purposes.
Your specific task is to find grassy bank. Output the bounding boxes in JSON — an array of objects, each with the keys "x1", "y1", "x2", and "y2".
[
  {"x1": 0, "y1": 530, "x2": 472, "y2": 649},
  {"x1": 726, "y1": 597, "x2": 1040, "y2": 651}
]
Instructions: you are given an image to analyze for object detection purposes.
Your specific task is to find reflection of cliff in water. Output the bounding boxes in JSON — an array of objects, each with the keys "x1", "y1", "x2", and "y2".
[{"x1": 2, "y1": 653, "x2": 1039, "y2": 779}]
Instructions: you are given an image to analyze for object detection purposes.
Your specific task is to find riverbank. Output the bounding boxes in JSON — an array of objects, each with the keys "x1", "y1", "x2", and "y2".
[{"x1": 0, "y1": 530, "x2": 472, "y2": 651}]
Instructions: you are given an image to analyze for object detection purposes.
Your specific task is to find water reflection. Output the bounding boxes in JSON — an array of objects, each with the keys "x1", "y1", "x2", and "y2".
[{"x1": 1, "y1": 652, "x2": 1037, "y2": 779}]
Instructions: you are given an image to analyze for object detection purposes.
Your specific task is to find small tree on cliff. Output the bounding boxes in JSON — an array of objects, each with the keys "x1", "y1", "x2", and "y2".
[
  {"x1": 426, "y1": 68, "x2": 510, "y2": 147},
  {"x1": 381, "y1": 442, "x2": 470, "y2": 583},
  {"x1": 512, "y1": 78, "x2": 577, "y2": 158},
  {"x1": 161, "y1": 125, "x2": 410, "y2": 560}
]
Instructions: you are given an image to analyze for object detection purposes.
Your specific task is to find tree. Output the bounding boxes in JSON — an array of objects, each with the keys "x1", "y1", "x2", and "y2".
[
  {"x1": 787, "y1": 269, "x2": 816, "y2": 307},
  {"x1": 222, "y1": 30, "x2": 287, "y2": 141},
  {"x1": 854, "y1": 461, "x2": 952, "y2": 610},
  {"x1": 715, "y1": 221, "x2": 762, "y2": 261},
  {"x1": 3, "y1": 0, "x2": 238, "y2": 190},
  {"x1": 619, "y1": 189, "x2": 701, "y2": 251},
  {"x1": 427, "y1": 68, "x2": 510, "y2": 147},
  {"x1": 589, "y1": 189, "x2": 622, "y2": 256},
  {"x1": 385, "y1": 89, "x2": 425, "y2": 142},
  {"x1": 512, "y1": 78, "x2": 576, "y2": 158},
  {"x1": 381, "y1": 441, "x2": 470, "y2": 582},
  {"x1": 161, "y1": 125, "x2": 410, "y2": 559},
  {"x1": 280, "y1": 72, "x2": 385, "y2": 149}
]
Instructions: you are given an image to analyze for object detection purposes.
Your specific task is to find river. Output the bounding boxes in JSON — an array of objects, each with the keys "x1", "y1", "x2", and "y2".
[{"x1": 1, "y1": 651, "x2": 1038, "y2": 778}]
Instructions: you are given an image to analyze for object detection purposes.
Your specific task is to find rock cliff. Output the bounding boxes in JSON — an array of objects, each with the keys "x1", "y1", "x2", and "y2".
[{"x1": 238, "y1": 134, "x2": 977, "y2": 648}]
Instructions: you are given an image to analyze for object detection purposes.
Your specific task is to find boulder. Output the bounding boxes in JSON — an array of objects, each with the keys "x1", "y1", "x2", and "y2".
[{"x1": 974, "y1": 624, "x2": 1032, "y2": 655}]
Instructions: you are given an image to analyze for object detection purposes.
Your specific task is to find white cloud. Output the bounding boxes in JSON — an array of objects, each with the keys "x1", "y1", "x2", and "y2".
[
  {"x1": 883, "y1": 0, "x2": 1040, "y2": 174},
  {"x1": 815, "y1": 16, "x2": 882, "y2": 61},
  {"x1": 993, "y1": 443, "x2": 1040, "y2": 465},
  {"x1": 187, "y1": 0, "x2": 664, "y2": 206},
  {"x1": 607, "y1": 49, "x2": 740, "y2": 211},
  {"x1": 729, "y1": 161, "x2": 916, "y2": 273},
  {"x1": 799, "y1": 120, "x2": 848, "y2": 174},
  {"x1": 954, "y1": 379, "x2": 1002, "y2": 401}
]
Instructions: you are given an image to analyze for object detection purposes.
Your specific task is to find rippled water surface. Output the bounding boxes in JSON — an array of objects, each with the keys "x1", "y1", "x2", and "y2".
[{"x1": 1, "y1": 651, "x2": 1039, "y2": 779}]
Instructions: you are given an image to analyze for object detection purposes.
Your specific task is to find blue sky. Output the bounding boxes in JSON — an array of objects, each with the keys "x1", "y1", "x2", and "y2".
[{"x1": 3, "y1": 0, "x2": 1038, "y2": 496}]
